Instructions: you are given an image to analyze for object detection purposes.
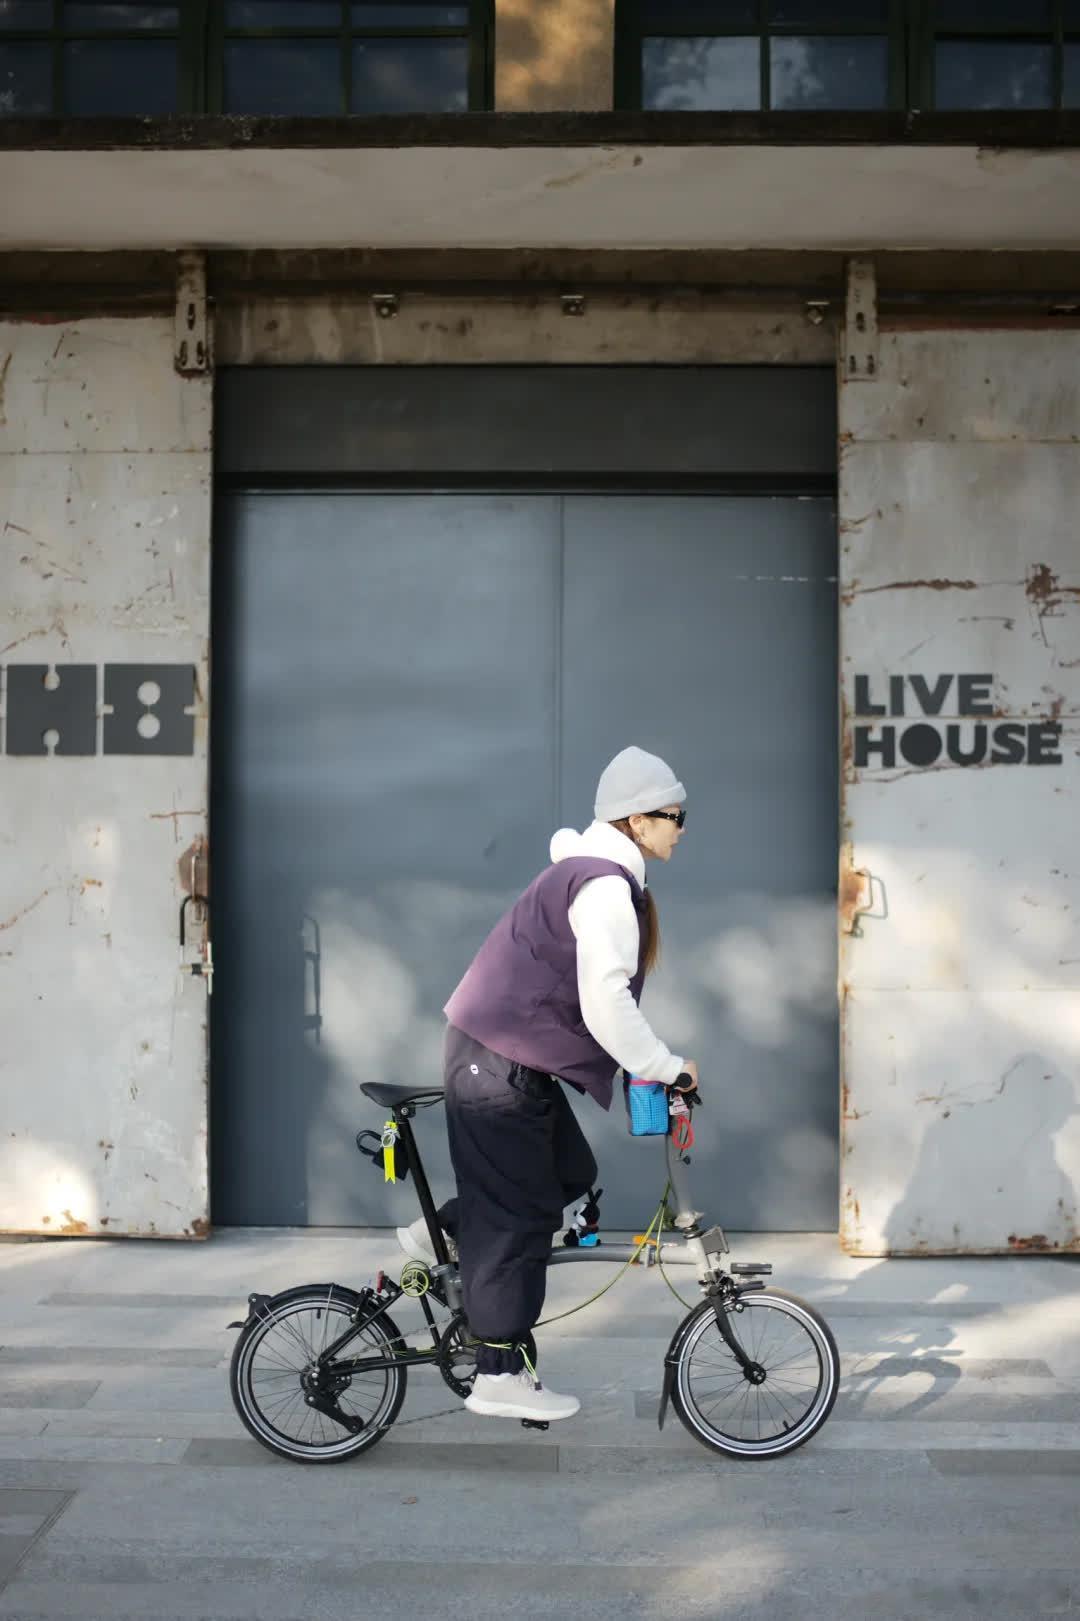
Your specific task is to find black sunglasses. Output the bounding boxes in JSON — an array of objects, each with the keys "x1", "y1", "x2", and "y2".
[{"x1": 645, "y1": 809, "x2": 686, "y2": 829}]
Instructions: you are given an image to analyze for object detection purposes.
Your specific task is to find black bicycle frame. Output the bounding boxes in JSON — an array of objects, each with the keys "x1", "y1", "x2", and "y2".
[{"x1": 316, "y1": 1105, "x2": 454, "y2": 1374}]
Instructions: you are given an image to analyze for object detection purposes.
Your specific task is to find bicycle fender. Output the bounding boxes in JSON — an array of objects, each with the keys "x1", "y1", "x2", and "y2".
[
  {"x1": 657, "y1": 1309, "x2": 700, "y2": 1430},
  {"x1": 226, "y1": 1282, "x2": 361, "y2": 1332}
]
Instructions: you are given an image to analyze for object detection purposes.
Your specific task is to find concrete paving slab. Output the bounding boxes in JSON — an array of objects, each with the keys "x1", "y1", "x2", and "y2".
[
  {"x1": 0, "y1": 1382, "x2": 99, "y2": 1410},
  {"x1": 2, "y1": 1227, "x2": 1080, "y2": 1621}
]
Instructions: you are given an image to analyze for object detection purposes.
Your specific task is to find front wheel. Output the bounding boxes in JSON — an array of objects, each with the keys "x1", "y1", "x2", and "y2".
[
  {"x1": 230, "y1": 1283, "x2": 407, "y2": 1463},
  {"x1": 670, "y1": 1289, "x2": 839, "y2": 1460}
]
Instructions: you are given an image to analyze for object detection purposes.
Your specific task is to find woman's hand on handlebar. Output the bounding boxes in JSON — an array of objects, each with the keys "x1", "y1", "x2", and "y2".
[{"x1": 671, "y1": 1060, "x2": 699, "y2": 1094}]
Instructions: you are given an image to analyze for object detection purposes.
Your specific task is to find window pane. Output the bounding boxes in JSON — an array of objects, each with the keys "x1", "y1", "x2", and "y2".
[
  {"x1": 1065, "y1": 0, "x2": 1080, "y2": 27},
  {"x1": 353, "y1": 4, "x2": 470, "y2": 23},
  {"x1": 771, "y1": 34, "x2": 887, "y2": 106},
  {"x1": 1064, "y1": 43, "x2": 1080, "y2": 106},
  {"x1": 0, "y1": 40, "x2": 50, "y2": 111},
  {"x1": 224, "y1": 39, "x2": 341, "y2": 112},
  {"x1": 64, "y1": 2, "x2": 179, "y2": 27},
  {"x1": 0, "y1": 1, "x2": 52, "y2": 27},
  {"x1": 641, "y1": 1, "x2": 757, "y2": 25},
  {"x1": 65, "y1": 38, "x2": 177, "y2": 111},
  {"x1": 934, "y1": 1, "x2": 1051, "y2": 26},
  {"x1": 769, "y1": 1, "x2": 888, "y2": 25},
  {"x1": 935, "y1": 40, "x2": 1052, "y2": 107},
  {"x1": 642, "y1": 36, "x2": 760, "y2": 109},
  {"x1": 352, "y1": 37, "x2": 468, "y2": 111},
  {"x1": 225, "y1": 2, "x2": 341, "y2": 25}
]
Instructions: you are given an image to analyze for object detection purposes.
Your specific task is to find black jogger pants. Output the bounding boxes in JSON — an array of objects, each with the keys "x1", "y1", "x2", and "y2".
[{"x1": 436, "y1": 1024, "x2": 597, "y2": 1375}]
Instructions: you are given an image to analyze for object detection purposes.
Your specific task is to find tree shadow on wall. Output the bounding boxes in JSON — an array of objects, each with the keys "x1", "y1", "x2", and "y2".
[{"x1": 883, "y1": 1051, "x2": 1078, "y2": 1257}]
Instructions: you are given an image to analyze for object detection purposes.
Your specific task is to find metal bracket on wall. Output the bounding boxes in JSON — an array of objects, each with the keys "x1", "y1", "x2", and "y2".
[
  {"x1": 843, "y1": 259, "x2": 878, "y2": 382},
  {"x1": 175, "y1": 250, "x2": 210, "y2": 376}
]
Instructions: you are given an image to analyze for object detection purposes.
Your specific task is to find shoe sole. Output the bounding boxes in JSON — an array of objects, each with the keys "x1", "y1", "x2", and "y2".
[
  {"x1": 464, "y1": 1395, "x2": 580, "y2": 1421},
  {"x1": 396, "y1": 1226, "x2": 436, "y2": 1266}
]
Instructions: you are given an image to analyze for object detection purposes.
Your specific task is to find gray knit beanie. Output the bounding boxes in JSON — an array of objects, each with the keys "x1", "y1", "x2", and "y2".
[{"x1": 594, "y1": 746, "x2": 686, "y2": 824}]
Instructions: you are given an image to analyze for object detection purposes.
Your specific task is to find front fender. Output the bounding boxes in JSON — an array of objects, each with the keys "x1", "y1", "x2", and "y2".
[{"x1": 657, "y1": 1303, "x2": 708, "y2": 1430}]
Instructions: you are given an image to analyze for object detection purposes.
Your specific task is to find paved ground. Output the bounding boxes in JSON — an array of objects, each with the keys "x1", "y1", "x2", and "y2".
[{"x1": 0, "y1": 1224, "x2": 1078, "y2": 1620}]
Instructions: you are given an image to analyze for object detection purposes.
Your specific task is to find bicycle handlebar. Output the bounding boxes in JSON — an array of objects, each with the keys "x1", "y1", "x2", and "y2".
[{"x1": 671, "y1": 1072, "x2": 702, "y2": 1108}]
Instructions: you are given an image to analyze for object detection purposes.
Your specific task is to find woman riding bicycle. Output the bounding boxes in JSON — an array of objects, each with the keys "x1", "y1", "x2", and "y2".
[{"x1": 397, "y1": 745, "x2": 698, "y2": 1423}]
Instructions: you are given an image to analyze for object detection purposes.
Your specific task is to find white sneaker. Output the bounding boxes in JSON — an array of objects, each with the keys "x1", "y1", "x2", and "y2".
[
  {"x1": 396, "y1": 1216, "x2": 458, "y2": 1266},
  {"x1": 464, "y1": 1369, "x2": 580, "y2": 1422}
]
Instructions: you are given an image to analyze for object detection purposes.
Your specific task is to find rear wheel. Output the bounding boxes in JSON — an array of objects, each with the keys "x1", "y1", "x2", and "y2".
[
  {"x1": 670, "y1": 1289, "x2": 839, "y2": 1459},
  {"x1": 229, "y1": 1284, "x2": 407, "y2": 1463}
]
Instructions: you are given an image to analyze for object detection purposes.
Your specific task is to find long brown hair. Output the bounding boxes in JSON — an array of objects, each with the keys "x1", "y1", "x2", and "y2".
[{"x1": 610, "y1": 818, "x2": 660, "y2": 976}]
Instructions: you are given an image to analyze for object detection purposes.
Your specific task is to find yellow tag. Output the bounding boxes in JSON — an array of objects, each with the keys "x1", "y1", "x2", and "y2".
[{"x1": 382, "y1": 1121, "x2": 397, "y2": 1184}]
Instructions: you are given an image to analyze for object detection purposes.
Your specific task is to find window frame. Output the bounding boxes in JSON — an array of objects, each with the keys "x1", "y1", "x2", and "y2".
[
  {"x1": 615, "y1": 0, "x2": 908, "y2": 113},
  {"x1": 614, "y1": 0, "x2": 1079, "y2": 114},
  {"x1": 0, "y1": 0, "x2": 494, "y2": 116}
]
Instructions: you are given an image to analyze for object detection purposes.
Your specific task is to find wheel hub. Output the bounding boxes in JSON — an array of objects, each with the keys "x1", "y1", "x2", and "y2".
[{"x1": 742, "y1": 1362, "x2": 767, "y2": 1386}]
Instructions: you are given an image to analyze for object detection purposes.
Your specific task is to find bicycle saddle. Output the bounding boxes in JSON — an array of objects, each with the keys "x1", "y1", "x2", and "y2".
[{"x1": 360, "y1": 1082, "x2": 445, "y2": 1110}]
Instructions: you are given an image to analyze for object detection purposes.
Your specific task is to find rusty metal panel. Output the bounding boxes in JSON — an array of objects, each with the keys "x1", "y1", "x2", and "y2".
[
  {"x1": 839, "y1": 327, "x2": 1080, "y2": 1255},
  {"x1": 216, "y1": 293, "x2": 835, "y2": 367},
  {"x1": 0, "y1": 315, "x2": 211, "y2": 1239}
]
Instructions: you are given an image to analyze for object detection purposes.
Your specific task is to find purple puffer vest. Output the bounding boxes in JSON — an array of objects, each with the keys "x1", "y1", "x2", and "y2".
[{"x1": 444, "y1": 857, "x2": 648, "y2": 1110}]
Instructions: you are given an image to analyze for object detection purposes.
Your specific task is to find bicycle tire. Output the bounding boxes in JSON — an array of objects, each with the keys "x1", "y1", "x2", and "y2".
[
  {"x1": 229, "y1": 1283, "x2": 407, "y2": 1464},
  {"x1": 669, "y1": 1288, "x2": 839, "y2": 1460}
]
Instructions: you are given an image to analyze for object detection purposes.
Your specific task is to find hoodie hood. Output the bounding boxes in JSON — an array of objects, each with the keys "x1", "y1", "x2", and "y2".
[{"x1": 549, "y1": 820, "x2": 646, "y2": 889}]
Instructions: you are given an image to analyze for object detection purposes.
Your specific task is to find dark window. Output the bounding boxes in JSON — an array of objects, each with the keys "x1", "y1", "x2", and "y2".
[
  {"x1": 66, "y1": 36, "x2": 177, "y2": 112},
  {"x1": 620, "y1": 0, "x2": 899, "y2": 111},
  {"x1": 0, "y1": 0, "x2": 492, "y2": 115},
  {"x1": 0, "y1": 39, "x2": 50, "y2": 112},
  {"x1": 642, "y1": 35, "x2": 759, "y2": 110},
  {"x1": 935, "y1": 39, "x2": 1053, "y2": 108},
  {"x1": 223, "y1": 38, "x2": 341, "y2": 115},
  {"x1": 770, "y1": 35, "x2": 889, "y2": 109},
  {"x1": 0, "y1": 2, "x2": 53, "y2": 24},
  {"x1": 352, "y1": 36, "x2": 469, "y2": 113},
  {"x1": 617, "y1": 1, "x2": 1080, "y2": 112},
  {"x1": 1066, "y1": 41, "x2": 1080, "y2": 105}
]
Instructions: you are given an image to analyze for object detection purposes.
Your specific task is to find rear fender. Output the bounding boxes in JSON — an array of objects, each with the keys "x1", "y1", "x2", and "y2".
[{"x1": 227, "y1": 1282, "x2": 364, "y2": 1332}]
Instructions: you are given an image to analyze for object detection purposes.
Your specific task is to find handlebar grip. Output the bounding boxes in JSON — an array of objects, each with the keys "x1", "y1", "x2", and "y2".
[{"x1": 672, "y1": 1072, "x2": 702, "y2": 1106}]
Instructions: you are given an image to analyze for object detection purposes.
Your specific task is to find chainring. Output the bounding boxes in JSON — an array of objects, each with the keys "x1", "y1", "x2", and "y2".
[
  {"x1": 435, "y1": 1314, "x2": 541, "y2": 1399},
  {"x1": 436, "y1": 1311, "x2": 480, "y2": 1398}
]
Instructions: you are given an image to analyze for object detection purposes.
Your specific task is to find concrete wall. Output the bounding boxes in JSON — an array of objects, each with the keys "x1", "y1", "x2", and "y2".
[
  {"x1": 0, "y1": 315, "x2": 211, "y2": 1238},
  {"x1": 495, "y1": 0, "x2": 615, "y2": 112},
  {"x1": 839, "y1": 327, "x2": 1080, "y2": 1255}
]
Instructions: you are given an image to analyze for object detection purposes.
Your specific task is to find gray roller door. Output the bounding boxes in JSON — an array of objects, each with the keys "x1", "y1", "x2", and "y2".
[
  {"x1": 212, "y1": 490, "x2": 838, "y2": 1231},
  {"x1": 212, "y1": 365, "x2": 838, "y2": 1231}
]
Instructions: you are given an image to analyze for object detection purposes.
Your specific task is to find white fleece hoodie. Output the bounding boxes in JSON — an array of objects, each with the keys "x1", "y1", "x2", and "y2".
[{"x1": 550, "y1": 820, "x2": 684, "y2": 1087}]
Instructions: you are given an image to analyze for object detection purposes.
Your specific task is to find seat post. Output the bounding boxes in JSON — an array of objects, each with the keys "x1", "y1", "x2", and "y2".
[{"x1": 395, "y1": 1108, "x2": 450, "y2": 1267}]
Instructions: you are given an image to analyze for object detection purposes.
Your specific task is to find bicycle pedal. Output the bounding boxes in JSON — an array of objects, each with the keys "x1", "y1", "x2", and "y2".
[
  {"x1": 730, "y1": 1262, "x2": 772, "y2": 1276},
  {"x1": 521, "y1": 1419, "x2": 549, "y2": 1432}
]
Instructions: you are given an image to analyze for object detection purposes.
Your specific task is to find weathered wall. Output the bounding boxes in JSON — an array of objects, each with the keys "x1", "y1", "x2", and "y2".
[
  {"x1": 0, "y1": 316, "x2": 211, "y2": 1238},
  {"x1": 216, "y1": 292, "x2": 834, "y2": 366},
  {"x1": 495, "y1": 0, "x2": 615, "y2": 111},
  {"x1": 839, "y1": 327, "x2": 1080, "y2": 1255}
]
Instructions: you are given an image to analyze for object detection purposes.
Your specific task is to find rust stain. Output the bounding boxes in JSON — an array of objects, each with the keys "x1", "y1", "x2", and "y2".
[
  {"x1": 59, "y1": 1210, "x2": 88, "y2": 1235},
  {"x1": 189, "y1": 1216, "x2": 211, "y2": 1240},
  {"x1": 853, "y1": 579, "x2": 978, "y2": 597},
  {"x1": 80, "y1": 877, "x2": 103, "y2": 895},
  {"x1": 838, "y1": 844, "x2": 870, "y2": 934},
  {"x1": 1026, "y1": 564, "x2": 1059, "y2": 605},
  {"x1": 0, "y1": 890, "x2": 50, "y2": 932}
]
